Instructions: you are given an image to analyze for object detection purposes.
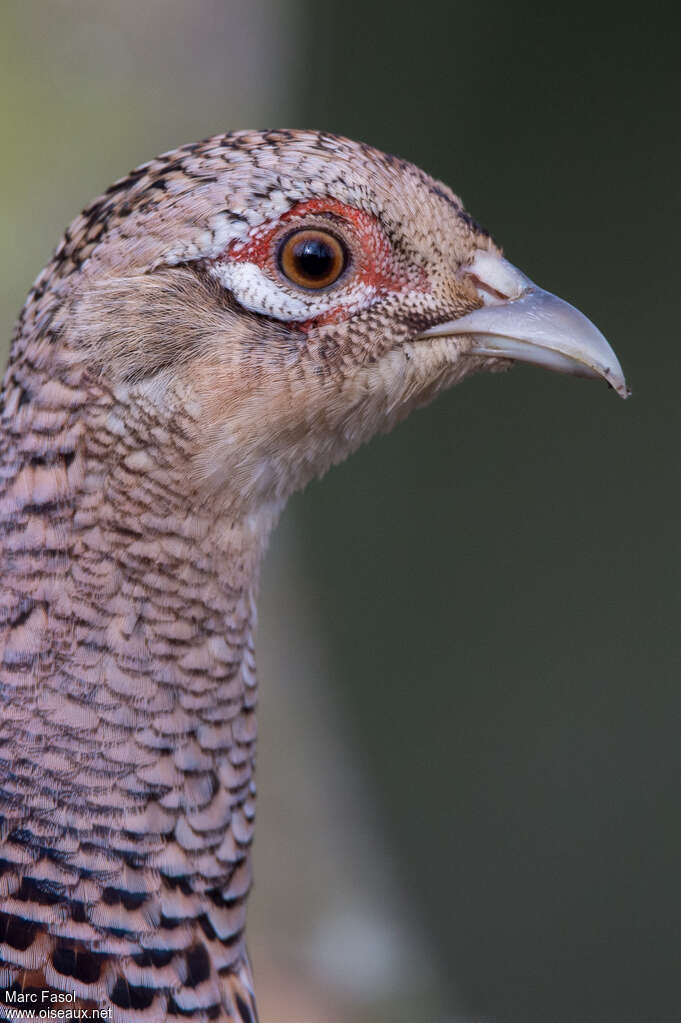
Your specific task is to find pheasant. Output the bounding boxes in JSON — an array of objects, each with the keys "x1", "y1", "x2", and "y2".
[{"x1": 0, "y1": 130, "x2": 626, "y2": 1022}]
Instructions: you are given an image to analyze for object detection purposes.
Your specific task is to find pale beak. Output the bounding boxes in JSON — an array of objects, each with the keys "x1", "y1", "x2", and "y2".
[{"x1": 419, "y1": 250, "x2": 629, "y2": 398}]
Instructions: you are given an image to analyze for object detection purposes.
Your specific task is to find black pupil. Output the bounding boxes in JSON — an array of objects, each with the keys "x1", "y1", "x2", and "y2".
[{"x1": 293, "y1": 237, "x2": 336, "y2": 280}]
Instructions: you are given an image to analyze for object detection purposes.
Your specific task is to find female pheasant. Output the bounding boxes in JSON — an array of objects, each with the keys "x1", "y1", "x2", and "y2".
[{"x1": 0, "y1": 131, "x2": 626, "y2": 1022}]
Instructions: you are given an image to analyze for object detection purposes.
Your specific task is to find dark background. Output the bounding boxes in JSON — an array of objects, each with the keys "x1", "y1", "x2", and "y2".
[
  {"x1": 295, "y1": 11, "x2": 679, "y2": 1023},
  {"x1": 1, "y1": 4, "x2": 678, "y2": 1020}
]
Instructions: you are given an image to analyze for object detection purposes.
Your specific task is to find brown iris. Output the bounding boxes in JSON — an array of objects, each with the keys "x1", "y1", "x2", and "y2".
[{"x1": 278, "y1": 229, "x2": 347, "y2": 290}]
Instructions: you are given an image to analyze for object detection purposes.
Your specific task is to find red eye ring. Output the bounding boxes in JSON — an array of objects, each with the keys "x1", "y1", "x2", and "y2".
[{"x1": 278, "y1": 229, "x2": 347, "y2": 290}]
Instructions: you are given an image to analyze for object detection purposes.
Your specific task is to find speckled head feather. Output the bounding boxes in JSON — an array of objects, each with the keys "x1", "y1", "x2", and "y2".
[
  {"x1": 10, "y1": 130, "x2": 503, "y2": 511},
  {"x1": 0, "y1": 130, "x2": 626, "y2": 1022}
]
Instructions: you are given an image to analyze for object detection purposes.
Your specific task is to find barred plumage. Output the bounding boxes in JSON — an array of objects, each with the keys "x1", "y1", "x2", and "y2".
[{"x1": 0, "y1": 130, "x2": 625, "y2": 1021}]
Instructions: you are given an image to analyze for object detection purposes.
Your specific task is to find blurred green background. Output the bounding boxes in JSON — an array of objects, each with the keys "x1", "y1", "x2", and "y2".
[
  {"x1": 0, "y1": 3, "x2": 678, "y2": 1022},
  {"x1": 297, "y1": 17, "x2": 680, "y2": 1023}
]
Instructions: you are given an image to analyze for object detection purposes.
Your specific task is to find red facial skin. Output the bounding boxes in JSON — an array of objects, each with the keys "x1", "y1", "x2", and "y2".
[{"x1": 224, "y1": 199, "x2": 426, "y2": 330}]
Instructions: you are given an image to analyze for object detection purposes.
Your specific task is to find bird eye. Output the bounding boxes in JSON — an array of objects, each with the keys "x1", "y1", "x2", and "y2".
[{"x1": 278, "y1": 229, "x2": 347, "y2": 290}]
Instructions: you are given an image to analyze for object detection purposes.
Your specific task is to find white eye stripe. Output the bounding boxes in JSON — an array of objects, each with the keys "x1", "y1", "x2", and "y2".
[
  {"x1": 211, "y1": 260, "x2": 379, "y2": 323},
  {"x1": 213, "y1": 261, "x2": 310, "y2": 319}
]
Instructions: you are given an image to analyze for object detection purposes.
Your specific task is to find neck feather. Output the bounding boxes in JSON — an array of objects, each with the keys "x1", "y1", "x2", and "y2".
[{"x1": 0, "y1": 345, "x2": 274, "y2": 1003}]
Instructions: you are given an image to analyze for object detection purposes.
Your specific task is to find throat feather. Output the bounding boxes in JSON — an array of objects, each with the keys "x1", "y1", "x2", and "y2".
[{"x1": 0, "y1": 363, "x2": 265, "y2": 1019}]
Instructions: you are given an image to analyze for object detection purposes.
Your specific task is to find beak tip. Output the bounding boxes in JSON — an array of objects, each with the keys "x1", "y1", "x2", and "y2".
[
  {"x1": 418, "y1": 253, "x2": 631, "y2": 403},
  {"x1": 603, "y1": 364, "x2": 630, "y2": 400}
]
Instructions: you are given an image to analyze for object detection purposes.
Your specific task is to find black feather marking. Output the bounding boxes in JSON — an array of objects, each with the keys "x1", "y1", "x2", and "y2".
[
  {"x1": 101, "y1": 886, "x2": 147, "y2": 910},
  {"x1": 52, "y1": 944, "x2": 104, "y2": 984},
  {"x1": 167, "y1": 996, "x2": 195, "y2": 1016},
  {"x1": 133, "y1": 948, "x2": 174, "y2": 968},
  {"x1": 110, "y1": 978, "x2": 155, "y2": 1011},
  {"x1": 235, "y1": 993, "x2": 254, "y2": 1023},
  {"x1": 184, "y1": 944, "x2": 210, "y2": 988},
  {"x1": 0, "y1": 911, "x2": 37, "y2": 951}
]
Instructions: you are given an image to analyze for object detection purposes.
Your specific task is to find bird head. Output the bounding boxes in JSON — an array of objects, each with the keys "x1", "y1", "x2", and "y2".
[{"x1": 51, "y1": 130, "x2": 626, "y2": 515}]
